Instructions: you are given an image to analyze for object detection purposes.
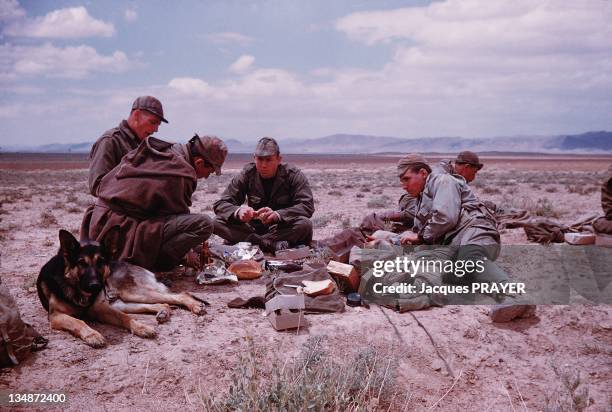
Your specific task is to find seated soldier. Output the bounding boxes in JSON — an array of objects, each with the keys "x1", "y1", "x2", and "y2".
[
  {"x1": 213, "y1": 137, "x2": 314, "y2": 253},
  {"x1": 361, "y1": 151, "x2": 484, "y2": 235},
  {"x1": 593, "y1": 165, "x2": 612, "y2": 235},
  {"x1": 397, "y1": 154, "x2": 534, "y2": 321},
  {"x1": 86, "y1": 135, "x2": 227, "y2": 271}
]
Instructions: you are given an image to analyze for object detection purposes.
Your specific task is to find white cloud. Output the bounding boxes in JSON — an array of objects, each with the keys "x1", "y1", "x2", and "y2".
[
  {"x1": 0, "y1": 0, "x2": 25, "y2": 21},
  {"x1": 168, "y1": 77, "x2": 212, "y2": 97},
  {"x1": 229, "y1": 54, "x2": 255, "y2": 74},
  {"x1": 157, "y1": 1, "x2": 612, "y2": 139},
  {"x1": 336, "y1": 0, "x2": 612, "y2": 53},
  {"x1": 2, "y1": 0, "x2": 612, "y2": 144},
  {"x1": 124, "y1": 8, "x2": 137, "y2": 22},
  {"x1": 4, "y1": 6, "x2": 114, "y2": 38},
  {"x1": 1, "y1": 43, "x2": 130, "y2": 78},
  {"x1": 205, "y1": 32, "x2": 255, "y2": 46}
]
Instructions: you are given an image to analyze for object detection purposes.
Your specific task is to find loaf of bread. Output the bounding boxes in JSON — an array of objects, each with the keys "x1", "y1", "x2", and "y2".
[
  {"x1": 301, "y1": 280, "x2": 335, "y2": 297},
  {"x1": 228, "y1": 260, "x2": 262, "y2": 280}
]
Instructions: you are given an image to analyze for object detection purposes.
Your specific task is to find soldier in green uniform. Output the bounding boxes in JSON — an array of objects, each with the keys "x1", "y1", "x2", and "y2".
[
  {"x1": 370, "y1": 151, "x2": 485, "y2": 233},
  {"x1": 593, "y1": 164, "x2": 612, "y2": 234},
  {"x1": 213, "y1": 137, "x2": 315, "y2": 253},
  {"x1": 88, "y1": 96, "x2": 167, "y2": 196}
]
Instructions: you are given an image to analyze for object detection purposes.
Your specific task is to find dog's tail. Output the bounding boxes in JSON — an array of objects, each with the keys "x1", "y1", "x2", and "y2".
[{"x1": 79, "y1": 205, "x2": 94, "y2": 242}]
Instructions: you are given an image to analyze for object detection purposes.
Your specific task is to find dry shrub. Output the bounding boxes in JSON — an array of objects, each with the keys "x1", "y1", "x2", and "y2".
[
  {"x1": 355, "y1": 193, "x2": 364, "y2": 198},
  {"x1": 196, "y1": 336, "x2": 400, "y2": 411},
  {"x1": 66, "y1": 193, "x2": 78, "y2": 203},
  {"x1": 40, "y1": 210, "x2": 58, "y2": 227},
  {"x1": 312, "y1": 212, "x2": 343, "y2": 228},
  {"x1": 481, "y1": 186, "x2": 502, "y2": 195},
  {"x1": 66, "y1": 205, "x2": 81, "y2": 214},
  {"x1": 341, "y1": 216, "x2": 352, "y2": 228},
  {"x1": 328, "y1": 190, "x2": 343, "y2": 197},
  {"x1": 545, "y1": 361, "x2": 590, "y2": 412},
  {"x1": 501, "y1": 196, "x2": 561, "y2": 218},
  {"x1": 367, "y1": 195, "x2": 392, "y2": 209},
  {"x1": 566, "y1": 184, "x2": 598, "y2": 195},
  {"x1": 545, "y1": 186, "x2": 558, "y2": 193}
]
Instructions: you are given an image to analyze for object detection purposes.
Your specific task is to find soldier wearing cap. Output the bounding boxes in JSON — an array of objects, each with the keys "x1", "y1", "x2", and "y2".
[
  {"x1": 86, "y1": 134, "x2": 227, "y2": 271},
  {"x1": 88, "y1": 96, "x2": 168, "y2": 196},
  {"x1": 438, "y1": 151, "x2": 483, "y2": 183},
  {"x1": 213, "y1": 137, "x2": 314, "y2": 253},
  {"x1": 368, "y1": 151, "x2": 485, "y2": 233}
]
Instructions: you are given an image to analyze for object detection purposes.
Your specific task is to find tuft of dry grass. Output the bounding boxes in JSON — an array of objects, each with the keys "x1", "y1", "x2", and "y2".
[
  {"x1": 545, "y1": 361, "x2": 591, "y2": 412},
  {"x1": 367, "y1": 195, "x2": 392, "y2": 209},
  {"x1": 40, "y1": 210, "x2": 58, "y2": 227},
  {"x1": 500, "y1": 196, "x2": 562, "y2": 218},
  {"x1": 195, "y1": 336, "x2": 400, "y2": 411},
  {"x1": 481, "y1": 186, "x2": 502, "y2": 195},
  {"x1": 565, "y1": 184, "x2": 598, "y2": 195}
]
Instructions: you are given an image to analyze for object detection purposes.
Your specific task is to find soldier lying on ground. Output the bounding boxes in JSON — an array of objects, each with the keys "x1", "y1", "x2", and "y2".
[{"x1": 213, "y1": 137, "x2": 315, "y2": 253}]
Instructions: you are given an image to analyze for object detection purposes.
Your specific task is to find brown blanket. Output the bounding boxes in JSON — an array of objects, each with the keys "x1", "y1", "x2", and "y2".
[{"x1": 87, "y1": 137, "x2": 196, "y2": 269}]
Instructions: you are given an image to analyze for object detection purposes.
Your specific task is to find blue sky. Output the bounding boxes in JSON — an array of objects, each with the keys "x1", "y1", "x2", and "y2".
[{"x1": 1, "y1": 0, "x2": 612, "y2": 147}]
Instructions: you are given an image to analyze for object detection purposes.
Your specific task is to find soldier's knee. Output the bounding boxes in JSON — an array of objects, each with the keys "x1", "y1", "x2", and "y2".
[
  {"x1": 292, "y1": 217, "x2": 313, "y2": 240},
  {"x1": 187, "y1": 214, "x2": 213, "y2": 239}
]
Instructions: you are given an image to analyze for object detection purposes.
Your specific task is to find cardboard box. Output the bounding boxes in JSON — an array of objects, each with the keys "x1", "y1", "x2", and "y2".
[
  {"x1": 265, "y1": 295, "x2": 307, "y2": 331},
  {"x1": 327, "y1": 260, "x2": 360, "y2": 293}
]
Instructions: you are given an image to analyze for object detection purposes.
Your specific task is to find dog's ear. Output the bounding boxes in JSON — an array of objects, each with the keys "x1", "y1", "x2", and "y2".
[
  {"x1": 101, "y1": 226, "x2": 121, "y2": 261},
  {"x1": 59, "y1": 229, "x2": 80, "y2": 263}
]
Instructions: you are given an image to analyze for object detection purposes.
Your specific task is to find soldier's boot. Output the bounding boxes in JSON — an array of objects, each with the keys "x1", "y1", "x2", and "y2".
[{"x1": 246, "y1": 234, "x2": 287, "y2": 254}]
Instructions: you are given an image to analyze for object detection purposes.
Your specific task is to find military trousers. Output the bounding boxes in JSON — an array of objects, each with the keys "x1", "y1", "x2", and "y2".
[
  {"x1": 213, "y1": 215, "x2": 313, "y2": 246},
  {"x1": 156, "y1": 213, "x2": 214, "y2": 270}
]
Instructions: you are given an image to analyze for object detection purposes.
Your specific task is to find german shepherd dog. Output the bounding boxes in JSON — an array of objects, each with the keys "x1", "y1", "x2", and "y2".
[{"x1": 37, "y1": 227, "x2": 207, "y2": 347}]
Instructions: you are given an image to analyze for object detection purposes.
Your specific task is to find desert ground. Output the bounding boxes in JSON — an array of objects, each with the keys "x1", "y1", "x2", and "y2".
[{"x1": 0, "y1": 153, "x2": 611, "y2": 411}]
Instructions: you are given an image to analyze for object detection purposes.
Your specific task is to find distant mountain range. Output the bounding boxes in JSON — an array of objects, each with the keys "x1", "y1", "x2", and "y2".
[{"x1": 3, "y1": 131, "x2": 611, "y2": 154}]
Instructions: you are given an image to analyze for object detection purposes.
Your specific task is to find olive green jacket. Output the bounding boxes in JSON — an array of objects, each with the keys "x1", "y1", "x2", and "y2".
[
  {"x1": 603, "y1": 165, "x2": 612, "y2": 219},
  {"x1": 413, "y1": 173, "x2": 498, "y2": 246},
  {"x1": 214, "y1": 163, "x2": 315, "y2": 222},
  {"x1": 88, "y1": 120, "x2": 140, "y2": 196}
]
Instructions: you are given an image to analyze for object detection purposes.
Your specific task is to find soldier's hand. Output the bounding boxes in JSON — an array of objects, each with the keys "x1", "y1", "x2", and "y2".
[
  {"x1": 237, "y1": 206, "x2": 256, "y2": 222},
  {"x1": 400, "y1": 232, "x2": 420, "y2": 245},
  {"x1": 257, "y1": 207, "x2": 280, "y2": 225}
]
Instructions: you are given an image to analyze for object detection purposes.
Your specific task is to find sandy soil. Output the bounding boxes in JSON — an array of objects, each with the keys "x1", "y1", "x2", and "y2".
[{"x1": 0, "y1": 155, "x2": 611, "y2": 411}]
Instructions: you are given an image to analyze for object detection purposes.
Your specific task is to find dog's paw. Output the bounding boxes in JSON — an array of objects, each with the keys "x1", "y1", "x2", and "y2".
[
  {"x1": 191, "y1": 302, "x2": 207, "y2": 315},
  {"x1": 131, "y1": 322, "x2": 157, "y2": 339},
  {"x1": 155, "y1": 307, "x2": 171, "y2": 324},
  {"x1": 82, "y1": 329, "x2": 106, "y2": 348}
]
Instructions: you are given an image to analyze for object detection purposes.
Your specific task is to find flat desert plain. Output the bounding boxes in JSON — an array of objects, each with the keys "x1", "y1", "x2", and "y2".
[{"x1": 0, "y1": 153, "x2": 611, "y2": 411}]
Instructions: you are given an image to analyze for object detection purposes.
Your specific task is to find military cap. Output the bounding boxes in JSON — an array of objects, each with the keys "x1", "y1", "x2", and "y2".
[
  {"x1": 397, "y1": 153, "x2": 430, "y2": 177},
  {"x1": 254, "y1": 137, "x2": 280, "y2": 157},
  {"x1": 189, "y1": 134, "x2": 228, "y2": 175},
  {"x1": 132, "y1": 96, "x2": 168, "y2": 123},
  {"x1": 455, "y1": 151, "x2": 483, "y2": 170}
]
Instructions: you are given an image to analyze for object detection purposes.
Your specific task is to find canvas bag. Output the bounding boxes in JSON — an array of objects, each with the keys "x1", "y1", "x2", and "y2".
[{"x1": 0, "y1": 281, "x2": 48, "y2": 367}]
